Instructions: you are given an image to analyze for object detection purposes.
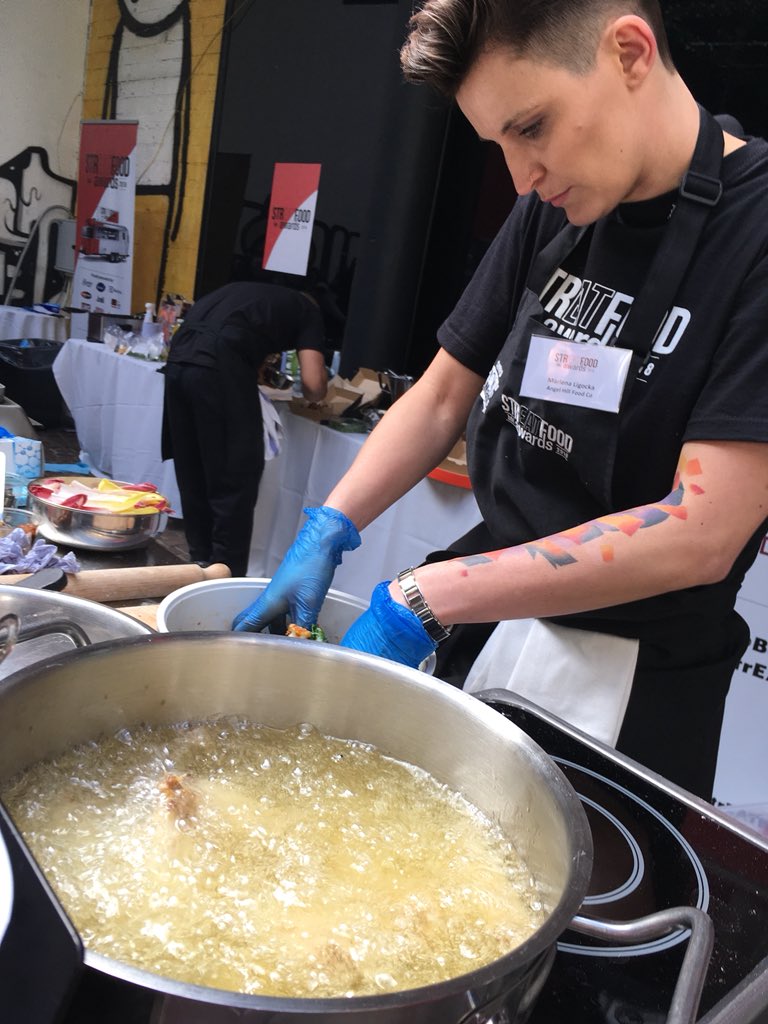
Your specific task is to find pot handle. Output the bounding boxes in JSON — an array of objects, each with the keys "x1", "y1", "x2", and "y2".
[
  {"x1": 569, "y1": 906, "x2": 714, "y2": 1024},
  {"x1": 14, "y1": 617, "x2": 92, "y2": 649},
  {"x1": 11, "y1": 568, "x2": 67, "y2": 592}
]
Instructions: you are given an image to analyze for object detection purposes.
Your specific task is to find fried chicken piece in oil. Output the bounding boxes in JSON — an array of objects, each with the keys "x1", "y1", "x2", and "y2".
[{"x1": 158, "y1": 772, "x2": 198, "y2": 821}]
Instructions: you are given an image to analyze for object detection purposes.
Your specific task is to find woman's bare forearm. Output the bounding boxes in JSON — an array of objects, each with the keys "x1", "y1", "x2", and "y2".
[{"x1": 394, "y1": 440, "x2": 768, "y2": 625}]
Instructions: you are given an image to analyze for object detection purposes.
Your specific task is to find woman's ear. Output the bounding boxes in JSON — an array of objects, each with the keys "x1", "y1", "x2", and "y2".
[{"x1": 602, "y1": 14, "x2": 657, "y2": 88}]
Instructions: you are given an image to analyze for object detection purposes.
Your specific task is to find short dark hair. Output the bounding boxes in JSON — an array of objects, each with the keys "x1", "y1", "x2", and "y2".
[{"x1": 400, "y1": 0, "x2": 674, "y2": 96}]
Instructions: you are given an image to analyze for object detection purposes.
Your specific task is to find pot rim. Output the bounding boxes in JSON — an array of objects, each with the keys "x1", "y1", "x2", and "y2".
[
  {"x1": 155, "y1": 577, "x2": 368, "y2": 632},
  {"x1": 0, "y1": 632, "x2": 594, "y2": 1009}
]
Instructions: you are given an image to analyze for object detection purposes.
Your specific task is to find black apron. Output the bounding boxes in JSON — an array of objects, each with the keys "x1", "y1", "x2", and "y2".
[{"x1": 467, "y1": 105, "x2": 725, "y2": 545}]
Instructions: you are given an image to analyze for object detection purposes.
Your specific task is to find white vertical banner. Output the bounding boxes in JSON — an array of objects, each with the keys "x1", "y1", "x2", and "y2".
[
  {"x1": 72, "y1": 120, "x2": 137, "y2": 314},
  {"x1": 262, "y1": 162, "x2": 321, "y2": 276},
  {"x1": 714, "y1": 533, "x2": 768, "y2": 806}
]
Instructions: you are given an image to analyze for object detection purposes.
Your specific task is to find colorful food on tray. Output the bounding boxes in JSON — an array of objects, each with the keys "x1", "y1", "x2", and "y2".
[{"x1": 28, "y1": 477, "x2": 172, "y2": 515}]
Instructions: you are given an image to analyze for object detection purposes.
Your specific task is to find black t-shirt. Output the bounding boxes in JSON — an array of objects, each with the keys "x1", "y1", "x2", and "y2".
[
  {"x1": 438, "y1": 137, "x2": 768, "y2": 649},
  {"x1": 167, "y1": 282, "x2": 325, "y2": 370}
]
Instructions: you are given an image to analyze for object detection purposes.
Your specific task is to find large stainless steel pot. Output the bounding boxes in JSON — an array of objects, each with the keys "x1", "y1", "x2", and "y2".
[{"x1": 0, "y1": 634, "x2": 713, "y2": 1024}]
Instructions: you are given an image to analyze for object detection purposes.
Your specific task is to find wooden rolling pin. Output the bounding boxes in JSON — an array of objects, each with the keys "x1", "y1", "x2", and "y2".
[{"x1": 7, "y1": 563, "x2": 231, "y2": 603}]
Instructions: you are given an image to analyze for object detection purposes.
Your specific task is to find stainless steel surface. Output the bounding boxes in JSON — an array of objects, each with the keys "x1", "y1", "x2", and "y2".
[
  {"x1": 156, "y1": 578, "x2": 438, "y2": 673},
  {"x1": 0, "y1": 507, "x2": 41, "y2": 535},
  {"x1": 0, "y1": 584, "x2": 152, "y2": 680},
  {"x1": 0, "y1": 633, "x2": 592, "y2": 1023},
  {"x1": 476, "y1": 689, "x2": 768, "y2": 851},
  {"x1": 156, "y1": 578, "x2": 368, "y2": 642},
  {"x1": 27, "y1": 480, "x2": 168, "y2": 551},
  {"x1": 0, "y1": 630, "x2": 80, "y2": 673},
  {"x1": 0, "y1": 608, "x2": 89, "y2": 669},
  {"x1": 378, "y1": 370, "x2": 414, "y2": 401},
  {"x1": 0, "y1": 395, "x2": 38, "y2": 440},
  {"x1": 699, "y1": 955, "x2": 768, "y2": 1024},
  {"x1": 570, "y1": 907, "x2": 714, "y2": 1024},
  {"x1": 0, "y1": 613, "x2": 18, "y2": 664}
]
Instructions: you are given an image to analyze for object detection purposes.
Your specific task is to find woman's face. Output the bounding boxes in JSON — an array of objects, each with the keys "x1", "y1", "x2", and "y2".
[{"x1": 455, "y1": 43, "x2": 655, "y2": 225}]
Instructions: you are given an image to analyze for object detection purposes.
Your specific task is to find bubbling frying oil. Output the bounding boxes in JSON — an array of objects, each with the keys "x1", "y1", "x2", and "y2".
[{"x1": 2, "y1": 719, "x2": 550, "y2": 997}]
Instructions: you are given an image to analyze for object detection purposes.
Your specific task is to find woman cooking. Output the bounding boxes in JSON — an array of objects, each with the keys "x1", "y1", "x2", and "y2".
[{"x1": 232, "y1": 0, "x2": 768, "y2": 802}]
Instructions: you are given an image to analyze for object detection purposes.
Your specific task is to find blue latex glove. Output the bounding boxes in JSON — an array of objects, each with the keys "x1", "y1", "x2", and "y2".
[
  {"x1": 340, "y1": 581, "x2": 437, "y2": 668},
  {"x1": 232, "y1": 506, "x2": 361, "y2": 631}
]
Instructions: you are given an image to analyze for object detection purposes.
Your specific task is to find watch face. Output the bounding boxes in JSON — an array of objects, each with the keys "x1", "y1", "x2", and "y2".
[{"x1": 0, "y1": 834, "x2": 12, "y2": 944}]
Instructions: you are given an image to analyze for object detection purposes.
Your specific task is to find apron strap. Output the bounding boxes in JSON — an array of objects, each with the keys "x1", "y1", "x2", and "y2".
[
  {"x1": 526, "y1": 105, "x2": 724, "y2": 384},
  {"x1": 617, "y1": 105, "x2": 724, "y2": 388}
]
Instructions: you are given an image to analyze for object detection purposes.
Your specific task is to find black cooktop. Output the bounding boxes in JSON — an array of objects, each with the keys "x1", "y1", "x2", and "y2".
[{"x1": 485, "y1": 695, "x2": 768, "y2": 1024}]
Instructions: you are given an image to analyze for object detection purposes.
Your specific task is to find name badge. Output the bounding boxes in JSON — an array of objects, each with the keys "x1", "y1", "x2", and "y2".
[{"x1": 520, "y1": 335, "x2": 632, "y2": 413}]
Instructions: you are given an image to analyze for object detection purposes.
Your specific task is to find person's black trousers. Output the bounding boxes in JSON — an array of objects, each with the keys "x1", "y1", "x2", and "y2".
[{"x1": 163, "y1": 361, "x2": 264, "y2": 576}]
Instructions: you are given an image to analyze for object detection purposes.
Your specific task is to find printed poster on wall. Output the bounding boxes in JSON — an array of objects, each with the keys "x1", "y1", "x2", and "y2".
[
  {"x1": 72, "y1": 120, "x2": 138, "y2": 315},
  {"x1": 262, "y1": 162, "x2": 322, "y2": 276}
]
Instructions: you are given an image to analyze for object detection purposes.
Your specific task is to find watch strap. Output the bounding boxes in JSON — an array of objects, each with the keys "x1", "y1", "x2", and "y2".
[{"x1": 396, "y1": 568, "x2": 453, "y2": 644}]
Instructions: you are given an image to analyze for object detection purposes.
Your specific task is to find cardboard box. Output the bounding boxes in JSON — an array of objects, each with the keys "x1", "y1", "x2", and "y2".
[
  {"x1": 289, "y1": 369, "x2": 384, "y2": 424},
  {"x1": 428, "y1": 436, "x2": 471, "y2": 489},
  {"x1": 348, "y1": 368, "x2": 385, "y2": 408},
  {"x1": 0, "y1": 435, "x2": 44, "y2": 479}
]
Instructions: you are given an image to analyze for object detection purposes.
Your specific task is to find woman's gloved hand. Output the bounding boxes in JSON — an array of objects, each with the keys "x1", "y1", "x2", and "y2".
[
  {"x1": 340, "y1": 581, "x2": 437, "y2": 668},
  {"x1": 232, "y1": 506, "x2": 361, "y2": 632}
]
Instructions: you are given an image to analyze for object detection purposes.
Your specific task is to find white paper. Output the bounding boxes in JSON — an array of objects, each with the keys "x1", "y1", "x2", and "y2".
[
  {"x1": 521, "y1": 335, "x2": 632, "y2": 413},
  {"x1": 465, "y1": 618, "x2": 638, "y2": 746}
]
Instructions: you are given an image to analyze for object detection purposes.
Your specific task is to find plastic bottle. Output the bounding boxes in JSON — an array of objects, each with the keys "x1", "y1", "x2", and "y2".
[{"x1": 141, "y1": 302, "x2": 156, "y2": 337}]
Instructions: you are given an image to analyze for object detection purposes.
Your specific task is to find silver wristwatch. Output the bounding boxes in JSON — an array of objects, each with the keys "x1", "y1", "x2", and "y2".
[{"x1": 396, "y1": 567, "x2": 453, "y2": 644}]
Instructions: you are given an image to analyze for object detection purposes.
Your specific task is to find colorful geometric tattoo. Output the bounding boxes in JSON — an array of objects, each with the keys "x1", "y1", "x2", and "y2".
[{"x1": 460, "y1": 456, "x2": 705, "y2": 571}]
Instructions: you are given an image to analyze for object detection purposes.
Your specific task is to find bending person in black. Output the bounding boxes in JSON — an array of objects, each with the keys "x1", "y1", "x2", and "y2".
[{"x1": 161, "y1": 282, "x2": 328, "y2": 576}]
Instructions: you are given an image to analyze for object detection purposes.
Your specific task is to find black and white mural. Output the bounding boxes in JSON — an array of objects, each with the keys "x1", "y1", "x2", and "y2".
[
  {"x1": 0, "y1": 147, "x2": 75, "y2": 308},
  {"x1": 101, "y1": 0, "x2": 192, "y2": 302}
]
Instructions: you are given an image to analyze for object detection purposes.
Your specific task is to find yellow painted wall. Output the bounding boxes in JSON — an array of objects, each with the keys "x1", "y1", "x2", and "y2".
[{"x1": 81, "y1": 0, "x2": 228, "y2": 310}]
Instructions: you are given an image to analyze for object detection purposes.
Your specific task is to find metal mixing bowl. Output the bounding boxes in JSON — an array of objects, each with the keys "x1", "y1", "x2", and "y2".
[
  {"x1": 156, "y1": 577, "x2": 368, "y2": 642},
  {"x1": 156, "y1": 577, "x2": 437, "y2": 672},
  {"x1": 27, "y1": 478, "x2": 167, "y2": 551}
]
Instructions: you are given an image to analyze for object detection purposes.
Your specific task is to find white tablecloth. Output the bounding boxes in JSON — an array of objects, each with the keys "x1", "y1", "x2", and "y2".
[
  {"x1": 0, "y1": 305, "x2": 68, "y2": 342},
  {"x1": 53, "y1": 337, "x2": 483, "y2": 600},
  {"x1": 53, "y1": 338, "x2": 182, "y2": 512}
]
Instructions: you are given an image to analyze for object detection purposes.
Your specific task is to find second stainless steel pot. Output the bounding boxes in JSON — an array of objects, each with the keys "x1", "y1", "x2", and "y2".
[
  {"x1": 0, "y1": 583, "x2": 151, "y2": 680},
  {"x1": 0, "y1": 634, "x2": 712, "y2": 1024}
]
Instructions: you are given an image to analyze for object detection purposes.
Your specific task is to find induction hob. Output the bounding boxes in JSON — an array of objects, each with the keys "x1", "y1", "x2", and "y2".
[{"x1": 482, "y1": 691, "x2": 768, "y2": 1024}]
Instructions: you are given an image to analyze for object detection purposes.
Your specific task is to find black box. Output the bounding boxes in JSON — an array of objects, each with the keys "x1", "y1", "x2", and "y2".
[{"x1": 0, "y1": 339, "x2": 65, "y2": 428}]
